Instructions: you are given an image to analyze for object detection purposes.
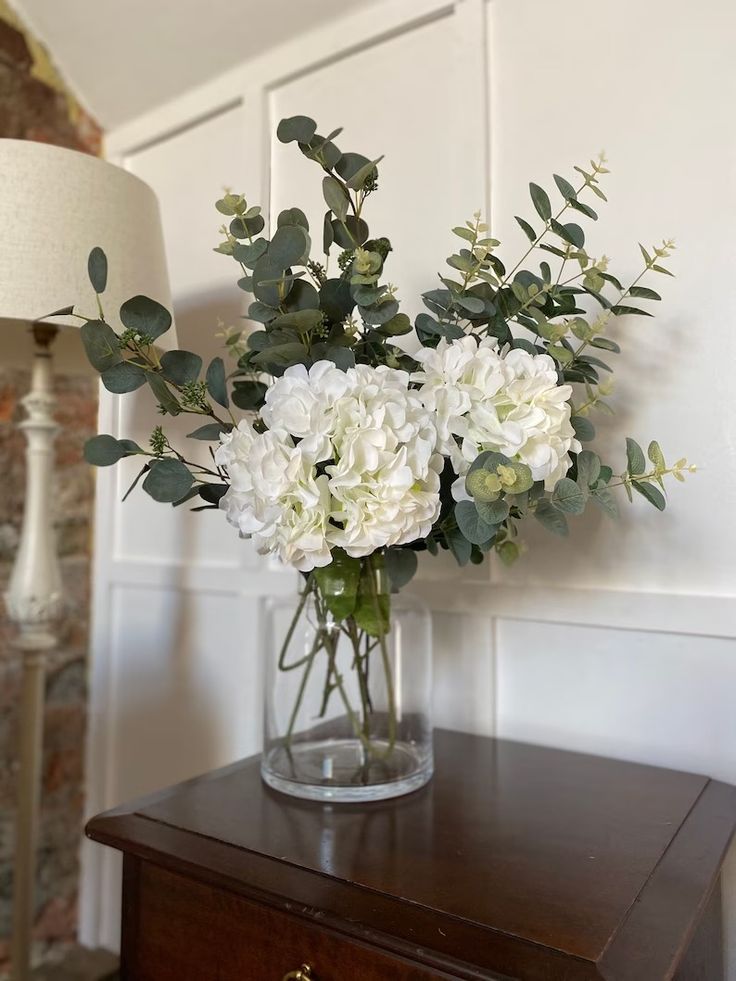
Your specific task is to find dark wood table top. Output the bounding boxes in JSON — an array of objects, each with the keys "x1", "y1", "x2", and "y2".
[{"x1": 87, "y1": 730, "x2": 736, "y2": 980}]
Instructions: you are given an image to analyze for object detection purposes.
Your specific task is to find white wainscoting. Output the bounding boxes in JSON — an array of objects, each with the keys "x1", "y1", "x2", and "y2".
[{"x1": 80, "y1": 0, "x2": 736, "y2": 973}]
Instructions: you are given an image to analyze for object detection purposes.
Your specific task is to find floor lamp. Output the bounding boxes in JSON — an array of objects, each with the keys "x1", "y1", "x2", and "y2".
[{"x1": 0, "y1": 139, "x2": 173, "y2": 980}]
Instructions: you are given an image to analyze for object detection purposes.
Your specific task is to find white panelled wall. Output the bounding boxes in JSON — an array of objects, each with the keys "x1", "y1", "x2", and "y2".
[{"x1": 80, "y1": 0, "x2": 736, "y2": 971}]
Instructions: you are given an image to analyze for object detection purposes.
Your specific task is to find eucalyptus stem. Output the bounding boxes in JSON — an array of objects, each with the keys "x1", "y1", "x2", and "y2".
[{"x1": 367, "y1": 555, "x2": 397, "y2": 752}]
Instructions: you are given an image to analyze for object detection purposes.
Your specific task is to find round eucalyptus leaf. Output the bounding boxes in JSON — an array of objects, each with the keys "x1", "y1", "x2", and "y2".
[
  {"x1": 206, "y1": 356, "x2": 229, "y2": 409},
  {"x1": 455, "y1": 500, "x2": 497, "y2": 546},
  {"x1": 84, "y1": 434, "x2": 127, "y2": 466},
  {"x1": 384, "y1": 548, "x2": 418, "y2": 591},
  {"x1": 160, "y1": 350, "x2": 203, "y2": 386},
  {"x1": 551, "y1": 477, "x2": 587, "y2": 515},
  {"x1": 81, "y1": 320, "x2": 121, "y2": 372},
  {"x1": 87, "y1": 247, "x2": 108, "y2": 294},
  {"x1": 101, "y1": 360, "x2": 147, "y2": 394},
  {"x1": 268, "y1": 225, "x2": 309, "y2": 269},
  {"x1": 282, "y1": 279, "x2": 320, "y2": 313},
  {"x1": 322, "y1": 176, "x2": 350, "y2": 221},
  {"x1": 270, "y1": 309, "x2": 323, "y2": 334},
  {"x1": 277, "y1": 208, "x2": 309, "y2": 230},
  {"x1": 319, "y1": 279, "x2": 354, "y2": 322},
  {"x1": 277, "y1": 115, "x2": 317, "y2": 144},
  {"x1": 335, "y1": 152, "x2": 371, "y2": 183},
  {"x1": 120, "y1": 295, "x2": 172, "y2": 340},
  {"x1": 232, "y1": 238, "x2": 268, "y2": 269},
  {"x1": 331, "y1": 216, "x2": 369, "y2": 249},
  {"x1": 477, "y1": 499, "x2": 510, "y2": 525},
  {"x1": 253, "y1": 256, "x2": 289, "y2": 307},
  {"x1": 142, "y1": 459, "x2": 194, "y2": 503},
  {"x1": 359, "y1": 298, "x2": 399, "y2": 326}
]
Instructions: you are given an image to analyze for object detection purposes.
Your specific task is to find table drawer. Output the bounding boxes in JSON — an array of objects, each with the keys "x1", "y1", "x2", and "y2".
[{"x1": 123, "y1": 859, "x2": 457, "y2": 981}]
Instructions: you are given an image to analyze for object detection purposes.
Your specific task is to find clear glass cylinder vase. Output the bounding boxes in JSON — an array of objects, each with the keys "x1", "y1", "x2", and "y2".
[{"x1": 261, "y1": 572, "x2": 433, "y2": 803}]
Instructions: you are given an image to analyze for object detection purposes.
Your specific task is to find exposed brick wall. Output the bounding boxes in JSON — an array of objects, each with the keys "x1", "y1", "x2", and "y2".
[{"x1": 0, "y1": 1, "x2": 102, "y2": 973}]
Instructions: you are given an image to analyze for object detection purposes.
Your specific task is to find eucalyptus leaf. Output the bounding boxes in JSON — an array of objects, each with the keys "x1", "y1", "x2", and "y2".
[
  {"x1": 101, "y1": 360, "x2": 147, "y2": 394},
  {"x1": 277, "y1": 115, "x2": 317, "y2": 144},
  {"x1": 572, "y1": 416, "x2": 595, "y2": 442},
  {"x1": 87, "y1": 247, "x2": 108, "y2": 294},
  {"x1": 81, "y1": 320, "x2": 121, "y2": 372},
  {"x1": 322, "y1": 175, "x2": 350, "y2": 221},
  {"x1": 142, "y1": 459, "x2": 194, "y2": 503},
  {"x1": 384, "y1": 548, "x2": 418, "y2": 591},
  {"x1": 529, "y1": 183, "x2": 552, "y2": 221},
  {"x1": 553, "y1": 174, "x2": 576, "y2": 201},
  {"x1": 269, "y1": 225, "x2": 309, "y2": 268},
  {"x1": 160, "y1": 350, "x2": 202, "y2": 386},
  {"x1": 626, "y1": 437, "x2": 646, "y2": 475},
  {"x1": 515, "y1": 216, "x2": 537, "y2": 243},
  {"x1": 277, "y1": 207, "x2": 309, "y2": 230},
  {"x1": 206, "y1": 357, "x2": 229, "y2": 408},
  {"x1": 314, "y1": 549, "x2": 361, "y2": 620},
  {"x1": 551, "y1": 477, "x2": 587, "y2": 515},
  {"x1": 84, "y1": 434, "x2": 130, "y2": 466},
  {"x1": 187, "y1": 423, "x2": 229, "y2": 440},
  {"x1": 320, "y1": 279, "x2": 354, "y2": 322},
  {"x1": 231, "y1": 380, "x2": 268, "y2": 410},
  {"x1": 476, "y1": 499, "x2": 509, "y2": 525},
  {"x1": 576, "y1": 450, "x2": 601, "y2": 489},
  {"x1": 534, "y1": 500, "x2": 569, "y2": 536},
  {"x1": 120, "y1": 295, "x2": 172, "y2": 340},
  {"x1": 632, "y1": 480, "x2": 666, "y2": 510},
  {"x1": 147, "y1": 373, "x2": 180, "y2": 415},
  {"x1": 455, "y1": 500, "x2": 496, "y2": 545}
]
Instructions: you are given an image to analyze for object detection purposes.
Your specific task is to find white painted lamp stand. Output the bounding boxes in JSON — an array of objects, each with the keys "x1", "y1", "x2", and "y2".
[
  {"x1": 5, "y1": 326, "x2": 62, "y2": 981},
  {"x1": 0, "y1": 138, "x2": 173, "y2": 980}
]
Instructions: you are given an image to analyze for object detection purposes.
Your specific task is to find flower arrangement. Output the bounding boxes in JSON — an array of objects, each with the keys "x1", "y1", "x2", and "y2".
[{"x1": 65, "y1": 115, "x2": 693, "y2": 797}]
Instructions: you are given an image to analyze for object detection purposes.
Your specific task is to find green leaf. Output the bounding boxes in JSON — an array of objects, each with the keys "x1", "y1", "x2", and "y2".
[
  {"x1": 529, "y1": 183, "x2": 551, "y2": 221},
  {"x1": 576, "y1": 450, "x2": 601, "y2": 489},
  {"x1": 626, "y1": 437, "x2": 646, "y2": 475},
  {"x1": 572, "y1": 416, "x2": 595, "y2": 442},
  {"x1": 632, "y1": 480, "x2": 666, "y2": 510},
  {"x1": 377, "y1": 312, "x2": 412, "y2": 336},
  {"x1": 187, "y1": 423, "x2": 228, "y2": 440},
  {"x1": 496, "y1": 540, "x2": 521, "y2": 566},
  {"x1": 232, "y1": 238, "x2": 268, "y2": 268},
  {"x1": 335, "y1": 153, "x2": 371, "y2": 183},
  {"x1": 331, "y1": 216, "x2": 369, "y2": 248},
  {"x1": 205, "y1": 357, "x2": 229, "y2": 408},
  {"x1": 270, "y1": 309, "x2": 324, "y2": 333},
  {"x1": 569, "y1": 199, "x2": 598, "y2": 221},
  {"x1": 353, "y1": 561, "x2": 390, "y2": 637},
  {"x1": 323, "y1": 211, "x2": 334, "y2": 253},
  {"x1": 323, "y1": 346, "x2": 355, "y2": 371},
  {"x1": 591, "y1": 487, "x2": 619, "y2": 519},
  {"x1": 553, "y1": 175, "x2": 576, "y2": 201},
  {"x1": 251, "y1": 342, "x2": 310, "y2": 372},
  {"x1": 84, "y1": 434, "x2": 130, "y2": 466},
  {"x1": 534, "y1": 500, "x2": 569, "y2": 536},
  {"x1": 101, "y1": 360, "x2": 147, "y2": 394},
  {"x1": 277, "y1": 207, "x2": 309, "y2": 230},
  {"x1": 445, "y1": 526, "x2": 472, "y2": 566},
  {"x1": 455, "y1": 500, "x2": 496, "y2": 545},
  {"x1": 627, "y1": 286, "x2": 661, "y2": 301},
  {"x1": 345, "y1": 156, "x2": 383, "y2": 191},
  {"x1": 552, "y1": 477, "x2": 586, "y2": 514},
  {"x1": 269, "y1": 225, "x2": 309, "y2": 269},
  {"x1": 160, "y1": 350, "x2": 202, "y2": 386},
  {"x1": 147, "y1": 373, "x2": 180, "y2": 415},
  {"x1": 314, "y1": 550, "x2": 361, "y2": 620},
  {"x1": 319, "y1": 278, "x2": 355, "y2": 322},
  {"x1": 87, "y1": 247, "x2": 108, "y2": 294},
  {"x1": 648, "y1": 440, "x2": 666, "y2": 470},
  {"x1": 322, "y1": 175, "x2": 350, "y2": 221},
  {"x1": 120, "y1": 295, "x2": 172, "y2": 340},
  {"x1": 276, "y1": 115, "x2": 317, "y2": 144},
  {"x1": 515, "y1": 216, "x2": 537, "y2": 243},
  {"x1": 80, "y1": 319, "x2": 121, "y2": 372},
  {"x1": 611, "y1": 304, "x2": 653, "y2": 317},
  {"x1": 384, "y1": 548, "x2": 418, "y2": 591},
  {"x1": 142, "y1": 458, "x2": 194, "y2": 503},
  {"x1": 591, "y1": 337, "x2": 620, "y2": 353},
  {"x1": 231, "y1": 380, "x2": 267, "y2": 410},
  {"x1": 253, "y1": 256, "x2": 290, "y2": 307},
  {"x1": 476, "y1": 499, "x2": 509, "y2": 525},
  {"x1": 550, "y1": 219, "x2": 585, "y2": 248},
  {"x1": 360, "y1": 298, "x2": 399, "y2": 326}
]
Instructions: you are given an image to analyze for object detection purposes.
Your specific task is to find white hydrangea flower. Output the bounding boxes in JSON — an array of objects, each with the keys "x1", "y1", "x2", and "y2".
[
  {"x1": 325, "y1": 364, "x2": 442, "y2": 556},
  {"x1": 413, "y1": 336, "x2": 580, "y2": 494},
  {"x1": 216, "y1": 362, "x2": 442, "y2": 569},
  {"x1": 215, "y1": 420, "x2": 332, "y2": 571}
]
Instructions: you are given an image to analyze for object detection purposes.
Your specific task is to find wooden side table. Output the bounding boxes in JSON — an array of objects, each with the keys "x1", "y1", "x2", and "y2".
[{"x1": 87, "y1": 730, "x2": 736, "y2": 980}]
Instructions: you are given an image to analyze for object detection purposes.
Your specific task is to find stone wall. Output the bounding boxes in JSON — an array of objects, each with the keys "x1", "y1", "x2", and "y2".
[{"x1": 0, "y1": 1, "x2": 102, "y2": 972}]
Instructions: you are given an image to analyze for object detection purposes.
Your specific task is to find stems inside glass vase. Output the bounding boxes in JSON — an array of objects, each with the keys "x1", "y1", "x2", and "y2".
[{"x1": 279, "y1": 557, "x2": 398, "y2": 766}]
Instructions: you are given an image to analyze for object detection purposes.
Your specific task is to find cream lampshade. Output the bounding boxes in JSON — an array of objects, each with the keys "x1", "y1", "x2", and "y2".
[{"x1": 0, "y1": 138, "x2": 174, "y2": 981}]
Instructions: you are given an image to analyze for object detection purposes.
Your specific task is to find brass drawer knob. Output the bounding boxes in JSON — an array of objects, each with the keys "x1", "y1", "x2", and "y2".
[{"x1": 283, "y1": 966, "x2": 313, "y2": 981}]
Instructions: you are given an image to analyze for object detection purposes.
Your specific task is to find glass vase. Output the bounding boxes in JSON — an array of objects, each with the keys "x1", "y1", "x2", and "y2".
[{"x1": 261, "y1": 565, "x2": 433, "y2": 803}]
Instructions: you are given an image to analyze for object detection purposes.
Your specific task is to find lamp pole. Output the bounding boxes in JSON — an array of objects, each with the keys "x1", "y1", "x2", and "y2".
[{"x1": 5, "y1": 325, "x2": 61, "y2": 981}]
